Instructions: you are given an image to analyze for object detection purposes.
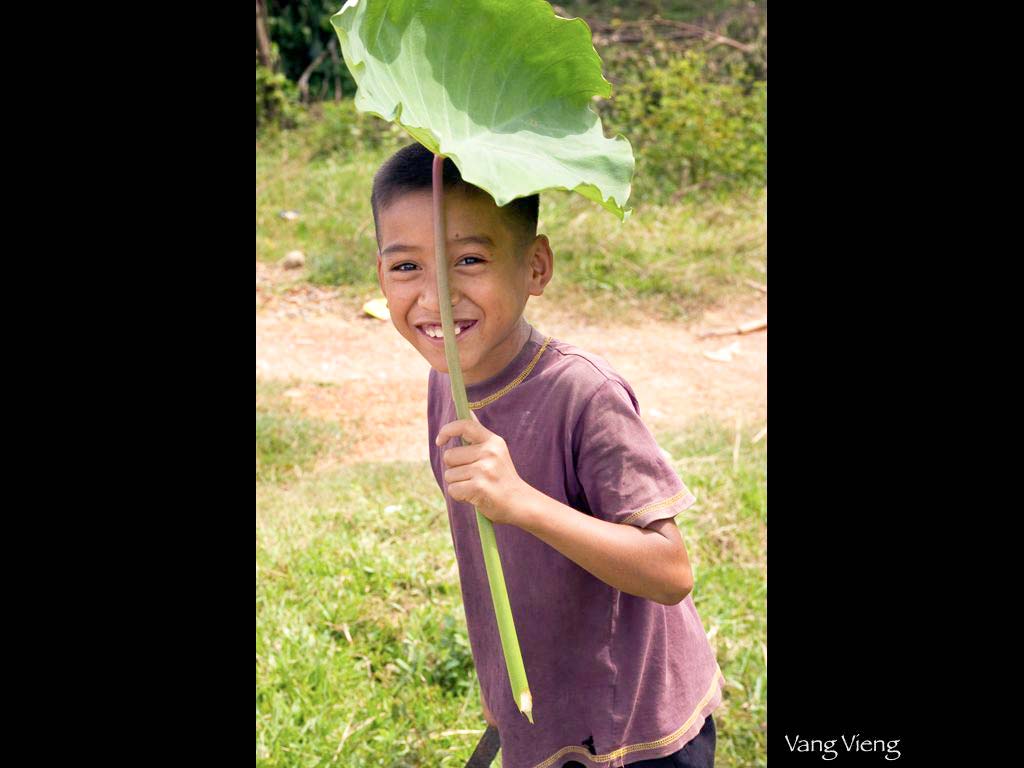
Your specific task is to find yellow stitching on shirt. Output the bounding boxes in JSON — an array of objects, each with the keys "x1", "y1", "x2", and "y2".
[
  {"x1": 620, "y1": 489, "x2": 693, "y2": 526},
  {"x1": 529, "y1": 668, "x2": 725, "y2": 768},
  {"x1": 468, "y1": 336, "x2": 552, "y2": 409}
]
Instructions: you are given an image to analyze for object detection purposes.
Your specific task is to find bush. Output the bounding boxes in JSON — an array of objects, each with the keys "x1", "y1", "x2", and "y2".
[
  {"x1": 303, "y1": 100, "x2": 406, "y2": 160},
  {"x1": 604, "y1": 50, "x2": 766, "y2": 204},
  {"x1": 256, "y1": 64, "x2": 303, "y2": 132}
]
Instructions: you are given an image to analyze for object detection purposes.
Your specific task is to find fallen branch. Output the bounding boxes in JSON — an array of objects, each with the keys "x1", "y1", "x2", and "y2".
[
  {"x1": 744, "y1": 279, "x2": 767, "y2": 293},
  {"x1": 696, "y1": 316, "x2": 767, "y2": 338}
]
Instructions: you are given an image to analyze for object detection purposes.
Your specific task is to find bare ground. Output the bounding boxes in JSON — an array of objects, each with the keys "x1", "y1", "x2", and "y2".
[{"x1": 256, "y1": 261, "x2": 766, "y2": 466}]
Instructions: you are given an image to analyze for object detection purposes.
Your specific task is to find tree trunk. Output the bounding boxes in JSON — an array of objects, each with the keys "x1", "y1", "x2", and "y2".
[
  {"x1": 255, "y1": 0, "x2": 273, "y2": 69},
  {"x1": 298, "y1": 47, "x2": 330, "y2": 104},
  {"x1": 329, "y1": 38, "x2": 342, "y2": 101}
]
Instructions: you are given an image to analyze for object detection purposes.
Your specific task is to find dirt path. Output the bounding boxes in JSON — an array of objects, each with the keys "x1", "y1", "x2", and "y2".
[{"x1": 256, "y1": 261, "x2": 766, "y2": 466}]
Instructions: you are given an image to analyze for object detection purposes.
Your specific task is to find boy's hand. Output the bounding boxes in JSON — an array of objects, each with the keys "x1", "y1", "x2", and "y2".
[{"x1": 435, "y1": 411, "x2": 529, "y2": 526}]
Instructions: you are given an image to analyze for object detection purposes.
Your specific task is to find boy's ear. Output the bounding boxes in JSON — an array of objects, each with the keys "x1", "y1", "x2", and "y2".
[
  {"x1": 527, "y1": 235, "x2": 554, "y2": 296},
  {"x1": 376, "y1": 251, "x2": 385, "y2": 294}
]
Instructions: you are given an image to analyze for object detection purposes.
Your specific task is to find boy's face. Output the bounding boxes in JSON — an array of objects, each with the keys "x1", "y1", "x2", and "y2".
[{"x1": 376, "y1": 188, "x2": 551, "y2": 385}]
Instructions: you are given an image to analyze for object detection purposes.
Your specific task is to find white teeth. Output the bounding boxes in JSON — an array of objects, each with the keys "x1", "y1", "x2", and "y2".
[{"x1": 423, "y1": 321, "x2": 473, "y2": 338}]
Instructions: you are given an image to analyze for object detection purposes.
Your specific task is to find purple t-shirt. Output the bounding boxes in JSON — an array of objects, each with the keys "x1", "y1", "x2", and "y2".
[{"x1": 428, "y1": 325, "x2": 724, "y2": 768}]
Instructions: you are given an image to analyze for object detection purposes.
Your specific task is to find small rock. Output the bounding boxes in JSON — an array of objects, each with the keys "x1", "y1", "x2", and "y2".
[
  {"x1": 283, "y1": 250, "x2": 305, "y2": 269},
  {"x1": 279, "y1": 210, "x2": 300, "y2": 221}
]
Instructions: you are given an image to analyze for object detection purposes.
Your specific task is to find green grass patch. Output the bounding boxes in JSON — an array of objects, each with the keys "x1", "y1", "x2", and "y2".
[
  {"x1": 659, "y1": 418, "x2": 767, "y2": 766},
  {"x1": 256, "y1": 380, "x2": 349, "y2": 484},
  {"x1": 257, "y1": 460, "x2": 487, "y2": 767},
  {"x1": 538, "y1": 189, "x2": 766, "y2": 323}
]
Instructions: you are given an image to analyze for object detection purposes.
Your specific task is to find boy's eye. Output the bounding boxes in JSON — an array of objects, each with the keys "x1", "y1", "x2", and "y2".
[{"x1": 391, "y1": 256, "x2": 484, "y2": 272}]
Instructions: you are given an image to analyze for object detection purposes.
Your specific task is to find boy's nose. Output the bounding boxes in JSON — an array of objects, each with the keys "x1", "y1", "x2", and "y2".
[{"x1": 418, "y1": 286, "x2": 461, "y2": 312}]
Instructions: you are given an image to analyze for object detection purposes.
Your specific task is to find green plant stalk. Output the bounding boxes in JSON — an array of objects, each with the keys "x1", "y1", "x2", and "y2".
[{"x1": 432, "y1": 153, "x2": 534, "y2": 725}]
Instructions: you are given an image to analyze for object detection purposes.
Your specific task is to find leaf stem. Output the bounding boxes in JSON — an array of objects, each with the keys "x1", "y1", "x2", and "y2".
[{"x1": 432, "y1": 153, "x2": 534, "y2": 725}]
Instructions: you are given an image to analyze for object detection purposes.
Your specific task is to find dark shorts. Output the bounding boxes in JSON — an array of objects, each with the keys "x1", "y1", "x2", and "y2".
[{"x1": 563, "y1": 714, "x2": 716, "y2": 768}]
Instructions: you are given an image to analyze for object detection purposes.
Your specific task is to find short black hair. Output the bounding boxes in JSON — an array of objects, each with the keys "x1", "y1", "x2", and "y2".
[{"x1": 371, "y1": 142, "x2": 539, "y2": 254}]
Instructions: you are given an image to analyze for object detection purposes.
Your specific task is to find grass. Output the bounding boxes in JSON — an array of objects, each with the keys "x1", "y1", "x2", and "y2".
[
  {"x1": 256, "y1": 391, "x2": 767, "y2": 767},
  {"x1": 256, "y1": 122, "x2": 766, "y2": 325},
  {"x1": 660, "y1": 418, "x2": 767, "y2": 766},
  {"x1": 256, "y1": 381, "x2": 350, "y2": 483}
]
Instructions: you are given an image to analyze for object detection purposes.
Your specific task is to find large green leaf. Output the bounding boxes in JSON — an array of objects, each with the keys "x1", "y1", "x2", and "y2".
[{"x1": 331, "y1": 0, "x2": 634, "y2": 220}]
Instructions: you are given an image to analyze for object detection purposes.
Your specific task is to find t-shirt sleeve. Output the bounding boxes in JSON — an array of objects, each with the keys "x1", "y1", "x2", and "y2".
[{"x1": 573, "y1": 378, "x2": 697, "y2": 528}]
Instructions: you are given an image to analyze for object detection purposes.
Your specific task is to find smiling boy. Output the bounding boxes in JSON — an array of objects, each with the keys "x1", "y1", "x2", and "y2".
[{"x1": 372, "y1": 142, "x2": 724, "y2": 768}]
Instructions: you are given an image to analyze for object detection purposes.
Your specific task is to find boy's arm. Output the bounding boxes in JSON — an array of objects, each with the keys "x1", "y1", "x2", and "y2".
[
  {"x1": 435, "y1": 413, "x2": 693, "y2": 605},
  {"x1": 514, "y1": 485, "x2": 694, "y2": 606}
]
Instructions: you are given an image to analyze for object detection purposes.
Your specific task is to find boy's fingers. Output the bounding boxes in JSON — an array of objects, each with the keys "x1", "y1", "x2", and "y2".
[
  {"x1": 436, "y1": 416, "x2": 487, "y2": 445},
  {"x1": 443, "y1": 444, "x2": 478, "y2": 467},
  {"x1": 435, "y1": 425, "x2": 460, "y2": 445},
  {"x1": 435, "y1": 423, "x2": 457, "y2": 445}
]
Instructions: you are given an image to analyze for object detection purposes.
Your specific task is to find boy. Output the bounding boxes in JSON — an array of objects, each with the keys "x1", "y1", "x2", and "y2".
[{"x1": 372, "y1": 142, "x2": 723, "y2": 768}]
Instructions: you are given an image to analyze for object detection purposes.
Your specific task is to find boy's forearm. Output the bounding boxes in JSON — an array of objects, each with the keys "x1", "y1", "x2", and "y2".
[{"x1": 511, "y1": 484, "x2": 687, "y2": 605}]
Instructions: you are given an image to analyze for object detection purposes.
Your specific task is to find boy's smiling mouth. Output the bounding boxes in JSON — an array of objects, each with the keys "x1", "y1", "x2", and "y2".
[{"x1": 414, "y1": 319, "x2": 479, "y2": 344}]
